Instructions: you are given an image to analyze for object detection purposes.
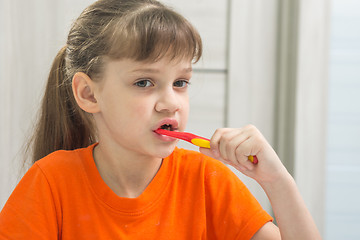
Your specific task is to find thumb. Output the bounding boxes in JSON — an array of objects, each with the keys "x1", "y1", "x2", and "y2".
[
  {"x1": 199, "y1": 147, "x2": 234, "y2": 167},
  {"x1": 199, "y1": 147, "x2": 221, "y2": 160}
]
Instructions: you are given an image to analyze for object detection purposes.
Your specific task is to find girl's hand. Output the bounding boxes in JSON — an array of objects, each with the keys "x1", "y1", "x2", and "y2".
[
  {"x1": 200, "y1": 125, "x2": 322, "y2": 239},
  {"x1": 199, "y1": 125, "x2": 289, "y2": 184}
]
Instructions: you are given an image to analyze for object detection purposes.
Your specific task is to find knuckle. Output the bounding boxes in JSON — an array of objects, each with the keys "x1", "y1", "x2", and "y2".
[
  {"x1": 222, "y1": 132, "x2": 233, "y2": 142},
  {"x1": 215, "y1": 128, "x2": 227, "y2": 134},
  {"x1": 225, "y1": 141, "x2": 235, "y2": 154},
  {"x1": 245, "y1": 124, "x2": 257, "y2": 131}
]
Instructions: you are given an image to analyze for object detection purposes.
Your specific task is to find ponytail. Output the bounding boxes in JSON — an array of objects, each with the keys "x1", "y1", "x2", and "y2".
[{"x1": 29, "y1": 46, "x2": 96, "y2": 163}]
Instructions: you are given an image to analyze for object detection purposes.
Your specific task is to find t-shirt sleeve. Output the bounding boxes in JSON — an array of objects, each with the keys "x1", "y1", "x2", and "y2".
[
  {"x1": 0, "y1": 163, "x2": 59, "y2": 239},
  {"x1": 203, "y1": 157, "x2": 273, "y2": 240}
]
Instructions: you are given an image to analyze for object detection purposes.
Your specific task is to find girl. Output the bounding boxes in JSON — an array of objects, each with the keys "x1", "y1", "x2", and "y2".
[{"x1": 0, "y1": 0, "x2": 321, "y2": 239}]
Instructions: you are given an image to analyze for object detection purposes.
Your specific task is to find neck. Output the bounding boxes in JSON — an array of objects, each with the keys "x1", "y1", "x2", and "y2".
[{"x1": 93, "y1": 142, "x2": 163, "y2": 198}]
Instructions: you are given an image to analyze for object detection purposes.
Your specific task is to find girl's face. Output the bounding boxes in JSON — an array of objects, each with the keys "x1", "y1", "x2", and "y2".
[{"x1": 92, "y1": 57, "x2": 192, "y2": 159}]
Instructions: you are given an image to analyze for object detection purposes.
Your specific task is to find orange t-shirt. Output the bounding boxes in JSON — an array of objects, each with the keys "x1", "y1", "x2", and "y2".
[{"x1": 0, "y1": 144, "x2": 272, "y2": 239}]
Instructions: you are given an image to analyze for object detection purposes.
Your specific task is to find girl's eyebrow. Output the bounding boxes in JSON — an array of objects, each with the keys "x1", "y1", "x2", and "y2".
[
  {"x1": 130, "y1": 67, "x2": 193, "y2": 74},
  {"x1": 183, "y1": 67, "x2": 193, "y2": 73},
  {"x1": 131, "y1": 68, "x2": 160, "y2": 74}
]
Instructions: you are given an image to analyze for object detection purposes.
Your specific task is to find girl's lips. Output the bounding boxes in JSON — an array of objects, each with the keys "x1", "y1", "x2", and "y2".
[
  {"x1": 153, "y1": 118, "x2": 180, "y2": 142},
  {"x1": 154, "y1": 118, "x2": 179, "y2": 131}
]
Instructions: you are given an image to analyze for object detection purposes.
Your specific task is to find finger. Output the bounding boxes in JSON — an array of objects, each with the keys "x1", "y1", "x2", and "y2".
[
  {"x1": 199, "y1": 147, "x2": 230, "y2": 165},
  {"x1": 235, "y1": 138, "x2": 258, "y2": 170},
  {"x1": 199, "y1": 147, "x2": 216, "y2": 159},
  {"x1": 223, "y1": 132, "x2": 250, "y2": 164},
  {"x1": 209, "y1": 128, "x2": 232, "y2": 158},
  {"x1": 218, "y1": 130, "x2": 242, "y2": 161}
]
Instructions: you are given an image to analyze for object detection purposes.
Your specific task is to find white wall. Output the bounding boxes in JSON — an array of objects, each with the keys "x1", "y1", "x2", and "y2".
[
  {"x1": 293, "y1": 0, "x2": 329, "y2": 233},
  {"x1": 325, "y1": 0, "x2": 360, "y2": 239},
  {"x1": 226, "y1": 0, "x2": 278, "y2": 215}
]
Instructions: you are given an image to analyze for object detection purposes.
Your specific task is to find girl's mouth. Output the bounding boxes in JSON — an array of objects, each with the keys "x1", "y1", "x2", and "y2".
[
  {"x1": 159, "y1": 124, "x2": 176, "y2": 131},
  {"x1": 153, "y1": 118, "x2": 179, "y2": 141}
]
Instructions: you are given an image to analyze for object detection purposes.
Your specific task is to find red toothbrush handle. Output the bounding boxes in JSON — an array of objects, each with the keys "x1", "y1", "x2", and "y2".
[
  {"x1": 155, "y1": 129, "x2": 258, "y2": 164},
  {"x1": 154, "y1": 129, "x2": 208, "y2": 142}
]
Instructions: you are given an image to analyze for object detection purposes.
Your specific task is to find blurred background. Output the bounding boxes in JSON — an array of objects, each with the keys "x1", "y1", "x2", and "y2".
[{"x1": 0, "y1": 0, "x2": 359, "y2": 239}]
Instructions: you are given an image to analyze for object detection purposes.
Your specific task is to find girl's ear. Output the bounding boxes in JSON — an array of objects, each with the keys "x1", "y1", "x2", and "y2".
[{"x1": 72, "y1": 72, "x2": 100, "y2": 113}]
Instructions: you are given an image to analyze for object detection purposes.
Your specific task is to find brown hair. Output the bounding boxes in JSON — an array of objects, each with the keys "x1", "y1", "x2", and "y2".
[{"x1": 28, "y1": 0, "x2": 202, "y2": 164}]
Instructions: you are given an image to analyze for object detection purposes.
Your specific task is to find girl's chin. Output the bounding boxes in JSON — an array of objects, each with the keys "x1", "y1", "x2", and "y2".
[{"x1": 154, "y1": 144, "x2": 177, "y2": 158}]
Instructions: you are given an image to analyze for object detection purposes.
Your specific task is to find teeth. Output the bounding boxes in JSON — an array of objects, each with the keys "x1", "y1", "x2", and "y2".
[{"x1": 161, "y1": 124, "x2": 172, "y2": 131}]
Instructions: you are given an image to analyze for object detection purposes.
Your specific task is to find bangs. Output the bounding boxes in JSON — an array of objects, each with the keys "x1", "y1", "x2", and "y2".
[{"x1": 107, "y1": 6, "x2": 202, "y2": 63}]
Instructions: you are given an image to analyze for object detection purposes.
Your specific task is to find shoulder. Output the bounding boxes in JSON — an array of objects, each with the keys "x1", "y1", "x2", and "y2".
[
  {"x1": 0, "y1": 146, "x2": 95, "y2": 238},
  {"x1": 29, "y1": 144, "x2": 95, "y2": 187},
  {"x1": 35, "y1": 144, "x2": 94, "y2": 174}
]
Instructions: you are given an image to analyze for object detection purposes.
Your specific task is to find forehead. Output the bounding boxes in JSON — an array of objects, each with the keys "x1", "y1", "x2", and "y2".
[{"x1": 103, "y1": 57, "x2": 193, "y2": 77}]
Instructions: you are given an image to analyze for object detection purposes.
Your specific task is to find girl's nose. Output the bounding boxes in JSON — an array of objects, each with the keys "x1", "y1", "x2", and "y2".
[{"x1": 155, "y1": 88, "x2": 181, "y2": 113}]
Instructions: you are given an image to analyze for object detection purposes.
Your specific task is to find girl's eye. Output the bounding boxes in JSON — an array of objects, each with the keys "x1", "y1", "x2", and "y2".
[
  {"x1": 134, "y1": 79, "x2": 154, "y2": 88},
  {"x1": 174, "y1": 80, "x2": 190, "y2": 88}
]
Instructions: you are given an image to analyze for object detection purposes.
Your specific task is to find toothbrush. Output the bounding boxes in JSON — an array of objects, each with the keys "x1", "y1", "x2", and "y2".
[
  {"x1": 155, "y1": 129, "x2": 258, "y2": 164},
  {"x1": 155, "y1": 128, "x2": 211, "y2": 148}
]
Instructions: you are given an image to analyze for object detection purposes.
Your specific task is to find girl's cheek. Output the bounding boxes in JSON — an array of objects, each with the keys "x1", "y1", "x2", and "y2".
[{"x1": 133, "y1": 102, "x2": 152, "y2": 116}]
